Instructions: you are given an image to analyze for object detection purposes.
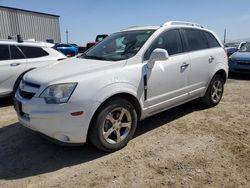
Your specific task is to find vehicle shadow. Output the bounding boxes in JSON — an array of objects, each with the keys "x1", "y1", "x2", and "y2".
[
  {"x1": 228, "y1": 72, "x2": 250, "y2": 80},
  {"x1": 0, "y1": 100, "x2": 205, "y2": 180},
  {"x1": 0, "y1": 97, "x2": 13, "y2": 108}
]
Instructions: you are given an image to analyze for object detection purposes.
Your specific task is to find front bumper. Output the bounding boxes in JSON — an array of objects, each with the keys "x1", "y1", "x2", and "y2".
[
  {"x1": 14, "y1": 91, "x2": 91, "y2": 144},
  {"x1": 229, "y1": 60, "x2": 250, "y2": 74}
]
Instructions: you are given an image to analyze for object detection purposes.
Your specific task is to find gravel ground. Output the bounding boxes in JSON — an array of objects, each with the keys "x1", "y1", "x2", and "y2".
[{"x1": 0, "y1": 74, "x2": 249, "y2": 188}]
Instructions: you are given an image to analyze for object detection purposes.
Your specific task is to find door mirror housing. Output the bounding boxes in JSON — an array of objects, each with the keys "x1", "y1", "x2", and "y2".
[{"x1": 147, "y1": 48, "x2": 169, "y2": 68}]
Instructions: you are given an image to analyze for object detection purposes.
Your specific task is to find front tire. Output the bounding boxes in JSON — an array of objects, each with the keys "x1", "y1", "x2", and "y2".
[
  {"x1": 88, "y1": 98, "x2": 137, "y2": 152},
  {"x1": 201, "y1": 75, "x2": 224, "y2": 107}
]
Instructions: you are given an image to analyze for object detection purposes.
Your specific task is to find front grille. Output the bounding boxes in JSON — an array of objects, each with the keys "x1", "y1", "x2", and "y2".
[
  {"x1": 237, "y1": 61, "x2": 250, "y2": 66},
  {"x1": 19, "y1": 89, "x2": 35, "y2": 99},
  {"x1": 235, "y1": 68, "x2": 250, "y2": 73}
]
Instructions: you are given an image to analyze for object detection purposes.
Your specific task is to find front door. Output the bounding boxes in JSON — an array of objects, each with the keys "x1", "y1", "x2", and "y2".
[{"x1": 143, "y1": 29, "x2": 190, "y2": 113}]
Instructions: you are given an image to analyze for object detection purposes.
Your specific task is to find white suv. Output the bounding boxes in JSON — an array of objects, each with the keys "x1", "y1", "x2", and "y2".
[
  {"x1": 0, "y1": 40, "x2": 66, "y2": 97},
  {"x1": 15, "y1": 21, "x2": 228, "y2": 151}
]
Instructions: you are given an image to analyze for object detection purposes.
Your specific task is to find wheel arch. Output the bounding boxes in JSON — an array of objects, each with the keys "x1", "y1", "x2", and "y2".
[
  {"x1": 213, "y1": 69, "x2": 227, "y2": 83},
  {"x1": 13, "y1": 68, "x2": 36, "y2": 93},
  {"x1": 87, "y1": 92, "x2": 142, "y2": 141}
]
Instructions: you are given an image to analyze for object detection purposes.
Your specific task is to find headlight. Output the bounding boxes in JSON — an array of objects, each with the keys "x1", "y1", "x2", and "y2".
[{"x1": 40, "y1": 83, "x2": 77, "y2": 104}]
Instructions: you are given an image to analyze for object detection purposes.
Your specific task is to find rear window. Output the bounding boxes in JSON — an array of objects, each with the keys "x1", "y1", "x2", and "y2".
[
  {"x1": 0, "y1": 45, "x2": 10, "y2": 60},
  {"x1": 183, "y1": 29, "x2": 208, "y2": 51},
  {"x1": 204, "y1": 31, "x2": 221, "y2": 48},
  {"x1": 18, "y1": 46, "x2": 49, "y2": 58},
  {"x1": 10, "y1": 45, "x2": 25, "y2": 59}
]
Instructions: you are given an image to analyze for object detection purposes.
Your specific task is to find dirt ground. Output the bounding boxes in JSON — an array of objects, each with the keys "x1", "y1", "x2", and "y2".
[{"x1": 0, "y1": 74, "x2": 249, "y2": 188}]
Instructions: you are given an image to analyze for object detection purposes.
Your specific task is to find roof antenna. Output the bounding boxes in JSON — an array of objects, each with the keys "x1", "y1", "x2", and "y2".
[{"x1": 17, "y1": 34, "x2": 23, "y2": 43}]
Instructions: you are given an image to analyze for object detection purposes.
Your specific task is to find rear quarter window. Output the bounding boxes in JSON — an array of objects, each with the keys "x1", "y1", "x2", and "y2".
[
  {"x1": 183, "y1": 29, "x2": 208, "y2": 51},
  {"x1": 204, "y1": 31, "x2": 221, "y2": 48},
  {"x1": 18, "y1": 46, "x2": 49, "y2": 58}
]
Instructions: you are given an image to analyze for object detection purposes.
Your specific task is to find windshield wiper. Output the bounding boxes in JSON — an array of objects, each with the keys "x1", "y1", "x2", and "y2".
[{"x1": 82, "y1": 54, "x2": 107, "y2": 60}]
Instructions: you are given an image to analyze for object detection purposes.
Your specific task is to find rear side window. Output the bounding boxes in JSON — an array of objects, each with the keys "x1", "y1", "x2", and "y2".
[
  {"x1": 10, "y1": 45, "x2": 25, "y2": 59},
  {"x1": 204, "y1": 31, "x2": 221, "y2": 48},
  {"x1": 0, "y1": 45, "x2": 10, "y2": 60},
  {"x1": 183, "y1": 29, "x2": 208, "y2": 51},
  {"x1": 144, "y1": 29, "x2": 183, "y2": 60},
  {"x1": 18, "y1": 46, "x2": 49, "y2": 58}
]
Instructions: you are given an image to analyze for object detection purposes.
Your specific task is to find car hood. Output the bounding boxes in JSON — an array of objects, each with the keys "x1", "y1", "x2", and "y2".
[
  {"x1": 24, "y1": 57, "x2": 121, "y2": 85},
  {"x1": 230, "y1": 51, "x2": 250, "y2": 61}
]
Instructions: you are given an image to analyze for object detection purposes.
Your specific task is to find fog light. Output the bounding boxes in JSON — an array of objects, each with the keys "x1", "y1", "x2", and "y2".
[{"x1": 23, "y1": 113, "x2": 30, "y2": 121}]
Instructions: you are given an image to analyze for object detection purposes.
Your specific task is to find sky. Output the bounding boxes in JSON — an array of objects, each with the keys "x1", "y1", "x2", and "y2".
[{"x1": 1, "y1": 0, "x2": 250, "y2": 45}]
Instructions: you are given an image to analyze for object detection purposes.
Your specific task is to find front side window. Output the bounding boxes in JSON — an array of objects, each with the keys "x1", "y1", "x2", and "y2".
[
  {"x1": 18, "y1": 46, "x2": 49, "y2": 58},
  {"x1": 82, "y1": 30, "x2": 155, "y2": 61},
  {"x1": 144, "y1": 29, "x2": 183, "y2": 60},
  {"x1": 183, "y1": 29, "x2": 208, "y2": 51},
  {"x1": 10, "y1": 45, "x2": 25, "y2": 59},
  {"x1": 0, "y1": 45, "x2": 10, "y2": 61}
]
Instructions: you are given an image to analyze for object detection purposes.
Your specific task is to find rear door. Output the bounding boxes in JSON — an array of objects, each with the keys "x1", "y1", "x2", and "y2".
[
  {"x1": 0, "y1": 45, "x2": 27, "y2": 95},
  {"x1": 181, "y1": 28, "x2": 216, "y2": 97}
]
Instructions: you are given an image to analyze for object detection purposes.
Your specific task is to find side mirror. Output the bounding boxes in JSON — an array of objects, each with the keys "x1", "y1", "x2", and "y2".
[{"x1": 147, "y1": 48, "x2": 169, "y2": 68}]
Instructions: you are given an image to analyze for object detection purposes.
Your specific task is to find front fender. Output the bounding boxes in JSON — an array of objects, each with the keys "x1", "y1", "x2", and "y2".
[{"x1": 94, "y1": 82, "x2": 143, "y2": 107}]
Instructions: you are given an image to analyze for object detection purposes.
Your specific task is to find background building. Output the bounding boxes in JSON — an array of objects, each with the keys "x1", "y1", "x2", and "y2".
[{"x1": 0, "y1": 6, "x2": 61, "y2": 43}]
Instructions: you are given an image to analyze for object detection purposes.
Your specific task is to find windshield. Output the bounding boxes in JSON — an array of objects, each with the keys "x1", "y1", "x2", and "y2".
[
  {"x1": 239, "y1": 43, "x2": 250, "y2": 52},
  {"x1": 82, "y1": 30, "x2": 155, "y2": 61}
]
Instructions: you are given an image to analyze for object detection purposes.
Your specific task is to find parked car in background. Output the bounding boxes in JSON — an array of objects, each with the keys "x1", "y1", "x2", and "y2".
[
  {"x1": 15, "y1": 21, "x2": 228, "y2": 152},
  {"x1": 226, "y1": 47, "x2": 238, "y2": 57},
  {"x1": 69, "y1": 43, "x2": 79, "y2": 48},
  {"x1": 225, "y1": 42, "x2": 247, "y2": 57},
  {"x1": 54, "y1": 43, "x2": 78, "y2": 56},
  {"x1": 86, "y1": 34, "x2": 108, "y2": 50},
  {"x1": 0, "y1": 40, "x2": 66, "y2": 97},
  {"x1": 228, "y1": 42, "x2": 250, "y2": 74}
]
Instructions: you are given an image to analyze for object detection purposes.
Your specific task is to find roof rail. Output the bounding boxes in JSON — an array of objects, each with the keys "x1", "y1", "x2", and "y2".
[
  {"x1": 121, "y1": 26, "x2": 142, "y2": 31},
  {"x1": 162, "y1": 21, "x2": 204, "y2": 28}
]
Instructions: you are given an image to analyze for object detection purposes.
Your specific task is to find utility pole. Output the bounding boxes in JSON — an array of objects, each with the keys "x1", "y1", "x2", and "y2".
[
  {"x1": 223, "y1": 29, "x2": 226, "y2": 44},
  {"x1": 66, "y1": 29, "x2": 69, "y2": 44}
]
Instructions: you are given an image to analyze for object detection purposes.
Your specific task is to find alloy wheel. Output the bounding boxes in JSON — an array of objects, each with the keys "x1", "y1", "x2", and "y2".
[
  {"x1": 211, "y1": 80, "x2": 223, "y2": 103},
  {"x1": 102, "y1": 107, "x2": 132, "y2": 144}
]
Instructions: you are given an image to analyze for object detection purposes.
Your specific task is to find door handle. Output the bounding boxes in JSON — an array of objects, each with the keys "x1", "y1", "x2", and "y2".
[
  {"x1": 10, "y1": 63, "x2": 20, "y2": 67},
  {"x1": 209, "y1": 56, "x2": 215, "y2": 63},
  {"x1": 181, "y1": 62, "x2": 189, "y2": 68},
  {"x1": 180, "y1": 62, "x2": 189, "y2": 72}
]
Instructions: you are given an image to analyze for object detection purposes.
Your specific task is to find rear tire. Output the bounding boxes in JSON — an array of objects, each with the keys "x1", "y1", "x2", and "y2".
[
  {"x1": 88, "y1": 98, "x2": 137, "y2": 152},
  {"x1": 201, "y1": 75, "x2": 224, "y2": 107}
]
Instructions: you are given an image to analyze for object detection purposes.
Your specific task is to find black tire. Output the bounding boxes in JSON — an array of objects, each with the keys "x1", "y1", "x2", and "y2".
[
  {"x1": 88, "y1": 98, "x2": 137, "y2": 152},
  {"x1": 201, "y1": 74, "x2": 224, "y2": 107}
]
